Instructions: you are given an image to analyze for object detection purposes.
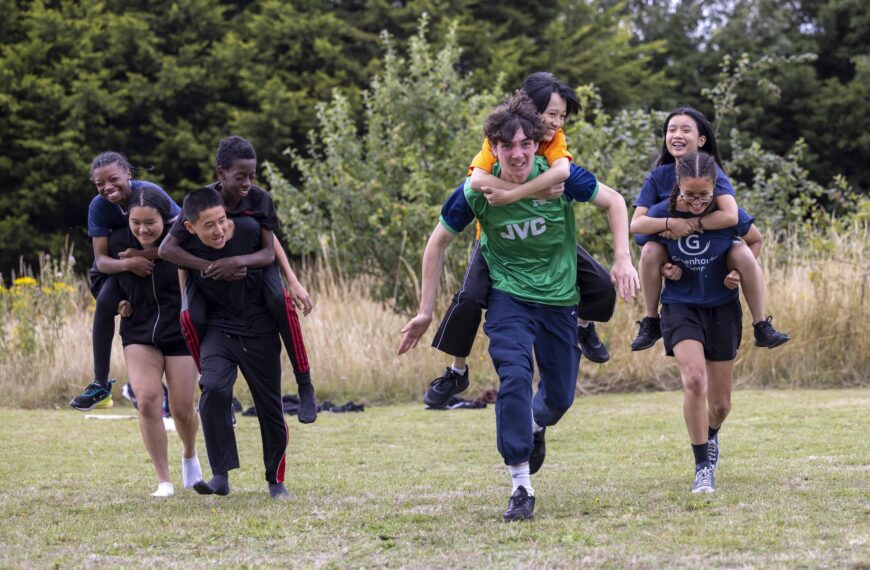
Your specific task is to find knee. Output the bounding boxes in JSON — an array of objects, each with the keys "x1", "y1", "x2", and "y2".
[
  {"x1": 137, "y1": 394, "x2": 164, "y2": 419},
  {"x1": 709, "y1": 399, "x2": 731, "y2": 422},
  {"x1": 169, "y1": 401, "x2": 195, "y2": 423},
  {"x1": 682, "y1": 368, "x2": 707, "y2": 398},
  {"x1": 640, "y1": 242, "x2": 666, "y2": 266},
  {"x1": 727, "y1": 242, "x2": 756, "y2": 270}
]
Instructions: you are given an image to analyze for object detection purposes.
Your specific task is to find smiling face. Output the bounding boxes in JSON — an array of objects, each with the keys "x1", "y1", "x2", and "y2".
[
  {"x1": 128, "y1": 206, "x2": 165, "y2": 248},
  {"x1": 184, "y1": 205, "x2": 230, "y2": 249},
  {"x1": 666, "y1": 114, "x2": 706, "y2": 160},
  {"x1": 541, "y1": 92, "x2": 567, "y2": 142},
  {"x1": 677, "y1": 176, "x2": 716, "y2": 215},
  {"x1": 217, "y1": 158, "x2": 257, "y2": 205},
  {"x1": 92, "y1": 163, "x2": 133, "y2": 205},
  {"x1": 491, "y1": 128, "x2": 539, "y2": 184}
]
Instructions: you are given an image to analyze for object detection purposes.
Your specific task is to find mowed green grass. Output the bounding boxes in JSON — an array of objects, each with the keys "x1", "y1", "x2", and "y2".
[{"x1": 1, "y1": 389, "x2": 868, "y2": 568}]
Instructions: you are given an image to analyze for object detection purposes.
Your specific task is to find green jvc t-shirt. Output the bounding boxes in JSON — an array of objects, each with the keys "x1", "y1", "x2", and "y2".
[{"x1": 463, "y1": 156, "x2": 580, "y2": 306}]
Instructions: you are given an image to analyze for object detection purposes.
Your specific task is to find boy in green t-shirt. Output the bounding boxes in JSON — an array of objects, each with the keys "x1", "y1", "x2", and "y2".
[{"x1": 398, "y1": 92, "x2": 637, "y2": 521}]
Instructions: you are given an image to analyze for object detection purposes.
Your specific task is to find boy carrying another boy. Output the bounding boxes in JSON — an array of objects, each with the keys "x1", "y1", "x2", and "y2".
[{"x1": 178, "y1": 187, "x2": 289, "y2": 498}]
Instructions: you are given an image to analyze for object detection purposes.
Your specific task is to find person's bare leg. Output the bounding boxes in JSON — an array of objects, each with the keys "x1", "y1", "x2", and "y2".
[
  {"x1": 727, "y1": 243, "x2": 765, "y2": 323},
  {"x1": 164, "y1": 355, "x2": 199, "y2": 459},
  {"x1": 673, "y1": 340, "x2": 709, "y2": 444},
  {"x1": 640, "y1": 242, "x2": 667, "y2": 318},
  {"x1": 125, "y1": 345, "x2": 171, "y2": 487}
]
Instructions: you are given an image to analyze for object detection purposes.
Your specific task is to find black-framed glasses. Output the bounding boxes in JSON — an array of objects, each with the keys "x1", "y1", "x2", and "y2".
[{"x1": 679, "y1": 193, "x2": 714, "y2": 205}]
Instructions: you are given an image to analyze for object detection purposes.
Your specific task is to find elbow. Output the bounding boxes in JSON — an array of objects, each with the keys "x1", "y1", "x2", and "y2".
[{"x1": 553, "y1": 161, "x2": 570, "y2": 182}]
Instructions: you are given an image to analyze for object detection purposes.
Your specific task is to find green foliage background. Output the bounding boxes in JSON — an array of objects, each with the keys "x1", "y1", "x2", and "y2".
[{"x1": 1, "y1": 0, "x2": 867, "y2": 284}]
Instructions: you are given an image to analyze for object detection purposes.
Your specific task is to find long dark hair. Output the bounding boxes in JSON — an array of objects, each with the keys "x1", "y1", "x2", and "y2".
[
  {"x1": 668, "y1": 151, "x2": 718, "y2": 214},
  {"x1": 655, "y1": 107, "x2": 723, "y2": 168}
]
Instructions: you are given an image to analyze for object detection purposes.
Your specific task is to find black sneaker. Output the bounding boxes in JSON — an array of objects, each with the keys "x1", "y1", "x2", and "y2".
[
  {"x1": 529, "y1": 427, "x2": 546, "y2": 475},
  {"x1": 631, "y1": 317, "x2": 662, "y2": 351},
  {"x1": 754, "y1": 316, "x2": 790, "y2": 349},
  {"x1": 577, "y1": 322, "x2": 610, "y2": 363},
  {"x1": 69, "y1": 380, "x2": 115, "y2": 411},
  {"x1": 503, "y1": 486, "x2": 536, "y2": 522},
  {"x1": 423, "y1": 366, "x2": 470, "y2": 408}
]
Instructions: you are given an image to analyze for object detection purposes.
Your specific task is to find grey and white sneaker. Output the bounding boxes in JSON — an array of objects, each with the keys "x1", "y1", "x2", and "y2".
[
  {"x1": 692, "y1": 463, "x2": 715, "y2": 494},
  {"x1": 707, "y1": 433, "x2": 720, "y2": 473}
]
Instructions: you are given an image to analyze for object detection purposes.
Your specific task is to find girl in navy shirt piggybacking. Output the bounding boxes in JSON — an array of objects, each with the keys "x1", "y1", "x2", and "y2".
[
  {"x1": 632, "y1": 151, "x2": 763, "y2": 494},
  {"x1": 629, "y1": 107, "x2": 788, "y2": 352}
]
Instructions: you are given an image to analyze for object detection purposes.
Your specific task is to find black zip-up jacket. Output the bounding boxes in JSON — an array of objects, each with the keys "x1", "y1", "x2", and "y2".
[{"x1": 109, "y1": 228, "x2": 185, "y2": 348}]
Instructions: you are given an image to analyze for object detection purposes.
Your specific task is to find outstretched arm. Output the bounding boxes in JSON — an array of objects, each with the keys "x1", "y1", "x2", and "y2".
[
  {"x1": 397, "y1": 224, "x2": 456, "y2": 355},
  {"x1": 591, "y1": 184, "x2": 640, "y2": 300}
]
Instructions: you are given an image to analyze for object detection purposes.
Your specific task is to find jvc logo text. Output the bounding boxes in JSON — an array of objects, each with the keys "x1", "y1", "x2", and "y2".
[{"x1": 500, "y1": 218, "x2": 546, "y2": 240}]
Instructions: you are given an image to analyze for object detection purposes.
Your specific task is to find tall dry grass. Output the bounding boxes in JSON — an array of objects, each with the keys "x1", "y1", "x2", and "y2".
[{"x1": 1, "y1": 224, "x2": 867, "y2": 408}]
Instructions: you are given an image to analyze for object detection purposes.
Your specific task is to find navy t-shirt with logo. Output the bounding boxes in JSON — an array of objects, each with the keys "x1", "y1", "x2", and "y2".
[{"x1": 647, "y1": 202, "x2": 755, "y2": 308}]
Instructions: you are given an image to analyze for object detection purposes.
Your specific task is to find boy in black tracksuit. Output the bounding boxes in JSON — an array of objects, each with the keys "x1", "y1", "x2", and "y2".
[
  {"x1": 159, "y1": 136, "x2": 317, "y2": 424},
  {"x1": 179, "y1": 187, "x2": 290, "y2": 498}
]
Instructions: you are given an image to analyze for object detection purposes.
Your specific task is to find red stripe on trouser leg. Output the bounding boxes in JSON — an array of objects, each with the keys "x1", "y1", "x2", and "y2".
[
  {"x1": 282, "y1": 289, "x2": 310, "y2": 373},
  {"x1": 180, "y1": 310, "x2": 202, "y2": 373},
  {"x1": 277, "y1": 419, "x2": 289, "y2": 484}
]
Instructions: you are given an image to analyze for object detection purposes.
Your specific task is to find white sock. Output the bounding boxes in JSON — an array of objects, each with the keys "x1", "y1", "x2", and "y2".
[
  {"x1": 451, "y1": 365, "x2": 467, "y2": 375},
  {"x1": 532, "y1": 418, "x2": 544, "y2": 434},
  {"x1": 509, "y1": 464, "x2": 533, "y2": 496},
  {"x1": 577, "y1": 320, "x2": 590, "y2": 328},
  {"x1": 182, "y1": 453, "x2": 202, "y2": 488},
  {"x1": 163, "y1": 417, "x2": 176, "y2": 432},
  {"x1": 151, "y1": 481, "x2": 174, "y2": 497}
]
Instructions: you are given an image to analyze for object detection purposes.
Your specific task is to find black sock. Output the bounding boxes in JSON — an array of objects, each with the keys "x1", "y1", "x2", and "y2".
[
  {"x1": 691, "y1": 443, "x2": 709, "y2": 466},
  {"x1": 194, "y1": 472, "x2": 230, "y2": 496},
  {"x1": 297, "y1": 381, "x2": 317, "y2": 424},
  {"x1": 708, "y1": 425, "x2": 720, "y2": 439}
]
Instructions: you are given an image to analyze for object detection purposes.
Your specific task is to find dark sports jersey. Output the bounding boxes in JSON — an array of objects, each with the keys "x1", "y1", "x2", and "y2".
[
  {"x1": 439, "y1": 163, "x2": 600, "y2": 235},
  {"x1": 108, "y1": 229, "x2": 185, "y2": 348},
  {"x1": 647, "y1": 202, "x2": 755, "y2": 308},
  {"x1": 634, "y1": 164, "x2": 735, "y2": 209},
  {"x1": 179, "y1": 216, "x2": 275, "y2": 336},
  {"x1": 88, "y1": 180, "x2": 181, "y2": 238},
  {"x1": 169, "y1": 182, "x2": 280, "y2": 242}
]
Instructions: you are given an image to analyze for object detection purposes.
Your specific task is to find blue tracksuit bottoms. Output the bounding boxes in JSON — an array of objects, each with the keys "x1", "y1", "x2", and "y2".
[{"x1": 484, "y1": 290, "x2": 581, "y2": 465}]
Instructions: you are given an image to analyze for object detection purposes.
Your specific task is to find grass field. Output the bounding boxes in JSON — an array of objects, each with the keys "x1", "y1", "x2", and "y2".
[{"x1": 1, "y1": 389, "x2": 867, "y2": 568}]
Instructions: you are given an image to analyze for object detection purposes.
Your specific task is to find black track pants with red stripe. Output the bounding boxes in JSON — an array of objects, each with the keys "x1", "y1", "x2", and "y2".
[
  {"x1": 262, "y1": 265, "x2": 311, "y2": 384},
  {"x1": 180, "y1": 266, "x2": 311, "y2": 384},
  {"x1": 198, "y1": 327, "x2": 288, "y2": 483}
]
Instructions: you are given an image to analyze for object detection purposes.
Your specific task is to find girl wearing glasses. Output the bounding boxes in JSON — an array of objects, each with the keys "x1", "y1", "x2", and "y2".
[
  {"x1": 629, "y1": 107, "x2": 788, "y2": 353},
  {"x1": 630, "y1": 151, "x2": 761, "y2": 494}
]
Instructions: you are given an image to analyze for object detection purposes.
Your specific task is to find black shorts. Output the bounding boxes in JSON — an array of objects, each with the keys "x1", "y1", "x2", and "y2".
[
  {"x1": 661, "y1": 300, "x2": 742, "y2": 361},
  {"x1": 121, "y1": 336, "x2": 191, "y2": 357}
]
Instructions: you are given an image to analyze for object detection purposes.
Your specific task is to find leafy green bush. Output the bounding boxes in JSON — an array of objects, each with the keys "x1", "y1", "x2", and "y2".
[{"x1": 266, "y1": 17, "x2": 501, "y2": 308}]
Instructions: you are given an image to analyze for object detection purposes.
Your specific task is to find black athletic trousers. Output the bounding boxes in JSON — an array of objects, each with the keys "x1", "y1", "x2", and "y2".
[
  {"x1": 180, "y1": 264, "x2": 311, "y2": 383},
  {"x1": 88, "y1": 265, "x2": 123, "y2": 382},
  {"x1": 431, "y1": 242, "x2": 616, "y2": 358},
  {"x1": 198, "y1": 327, "x2": 288, "y2": 484}
]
